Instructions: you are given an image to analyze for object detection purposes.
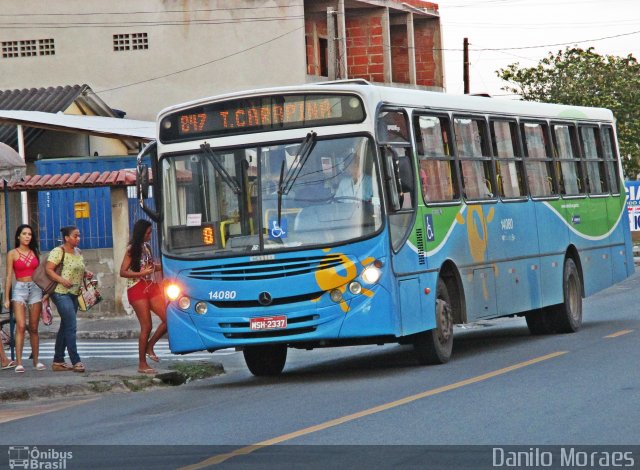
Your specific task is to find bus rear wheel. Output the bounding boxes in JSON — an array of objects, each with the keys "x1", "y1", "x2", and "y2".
[
  {"x1": 549, "y1": 257, "x2": 582, "y2": 333},
  {"x1": 525, "y1": 257, "x2": 582, "y2": 335},
  {"x1": 243, "y1": 344, "x2": 287, "y2": 376},
  {"x1": 413, "y1": 278, "x2": 453, "y2": 365},
  {"x1": 525, "y1": 308, "x2": 555, "y2": 335}
]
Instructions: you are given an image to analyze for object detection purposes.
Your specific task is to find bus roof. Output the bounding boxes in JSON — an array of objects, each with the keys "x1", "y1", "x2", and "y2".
[{"x1": 157, "y1": 81, "x2": 614, "y2": 124}]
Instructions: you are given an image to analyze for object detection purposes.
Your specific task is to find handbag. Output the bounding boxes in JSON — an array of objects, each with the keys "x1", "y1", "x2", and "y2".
[
  {"x1": 32, "y1": 247, "x2": 65, "y2": 295},
  {"x1": 41, "y1": 297, "x2": 53, "y2": 326},
  {"x1": 78, "y1": 278, "x2": 102, "y2": 312}
]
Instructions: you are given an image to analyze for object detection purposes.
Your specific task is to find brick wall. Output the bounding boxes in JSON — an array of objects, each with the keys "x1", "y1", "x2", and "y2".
[
  {"x1": 346, "y1": 13, "x2": 384, "y2": 83},
  {"x1": 414, "y1": 20, "x2": 438, "y2": 87},
  {"x1": 391, "y1": 25, "x2": 409, "y2": 84}
]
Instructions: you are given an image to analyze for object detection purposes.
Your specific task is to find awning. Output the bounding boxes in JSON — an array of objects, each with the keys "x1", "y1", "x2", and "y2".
[{"x1": 0, "y1": 110, "x2": 155, "y2": 142}]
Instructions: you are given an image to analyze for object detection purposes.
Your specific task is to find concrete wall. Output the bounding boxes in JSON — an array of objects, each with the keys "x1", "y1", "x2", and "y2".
[{"x1": 0, "y1": 0, "x2": 307, "y2": 121}]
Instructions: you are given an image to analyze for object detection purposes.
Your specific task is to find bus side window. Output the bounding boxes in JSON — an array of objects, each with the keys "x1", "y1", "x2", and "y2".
[
  {"x1": 490, "y1": 119, "x2": 526, "y2": 198},
  {"x1": 453, "y1": 116, "x2": 494, "y2": 200},
  {"x1": 601, "y1": 126, "x2": 621, "y2": 193},
  {"x1": 579, "y1": 125, "x2": 608, "y2": 194},
  {"x1": 521, "y1": 122, "x2": 556, "y2": 197},
  {"x1": 414, "y1": 114, "x2": 459, "y2": 203},
  {"x1": 378, "y1": 110, "x2": 409, "y2": 143},
  {"x1": 378, "y1": 109, "x2": 414, "y2": 210},
  {"x1": 552, "y1": 123, "x2": 583, "y2": 195}
]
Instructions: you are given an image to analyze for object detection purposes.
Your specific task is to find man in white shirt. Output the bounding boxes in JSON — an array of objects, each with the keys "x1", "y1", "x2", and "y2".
[{"x1": 335, "y1": 155, "x2": 373, "y2": 201}]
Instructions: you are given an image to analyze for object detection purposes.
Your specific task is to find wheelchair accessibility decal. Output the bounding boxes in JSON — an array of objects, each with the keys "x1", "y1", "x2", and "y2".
[
  {"x1": 269, "y1": 218, "x2": 288, "y2": 240},
  {"x1": 424, "y1": 214, "x2": 435, "y2": 242}
]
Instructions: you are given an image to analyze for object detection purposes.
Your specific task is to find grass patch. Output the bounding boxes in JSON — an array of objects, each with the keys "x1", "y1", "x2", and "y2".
[
  {"x1": 122, "y1": 377, "x2": 156, "y2": 392},
  {"x1": 87, "y1": 381, "x2": 117, "y2": 393},
  {"x1": 168, "y1": 361, "x2": 223, "y2": 382}
]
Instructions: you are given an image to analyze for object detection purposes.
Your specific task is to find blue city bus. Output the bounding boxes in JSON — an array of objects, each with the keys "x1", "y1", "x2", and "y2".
[{"x1": 137, "y1": 81, "x2": 634, "y2": 376}]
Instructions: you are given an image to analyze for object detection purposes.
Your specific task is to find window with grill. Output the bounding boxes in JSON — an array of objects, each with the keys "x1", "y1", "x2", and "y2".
[
  {"x1": 1, "y1": 41, "x2": 19, "y2": 58},
  {"x1": 20, "y1": 40, "x2": 37, "y2": 56},
  {"x1": 113, "y1": 34, "x2": 130, "y2": 51},
  {"x1": 131, "y1": 33, "x2": 148, "y2": 50},
  {"x1": 2, "y1": 39, "x2": 55, "y2": 58},
  {"x1": 38, "y1": 38, "x2": 55, "y2": 55},
  {"x1": 114, "y1": 33, "x2": 148, "y2": 51}
]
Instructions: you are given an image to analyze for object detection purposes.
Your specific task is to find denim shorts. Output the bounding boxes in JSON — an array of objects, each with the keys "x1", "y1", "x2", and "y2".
[{"x1": 11, "y1": 280, "x2": 43, "y2": 305}]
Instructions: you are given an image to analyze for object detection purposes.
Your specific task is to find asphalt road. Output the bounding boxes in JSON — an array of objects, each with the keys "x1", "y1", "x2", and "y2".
[{"x1": 1, "y1": 272, "x2": 639, "y2": 469}]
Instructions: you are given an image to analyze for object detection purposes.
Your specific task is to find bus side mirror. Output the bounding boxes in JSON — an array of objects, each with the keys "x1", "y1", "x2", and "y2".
[
  {"x1": 136, "y1": 141, "x2": 161, "y2": 223},
  {"x1": 382, "y1": 146, "x2": 403, "y2": 211},
  {"x1": 136, "y1": 163, "x2": 150, "y2": 200}
]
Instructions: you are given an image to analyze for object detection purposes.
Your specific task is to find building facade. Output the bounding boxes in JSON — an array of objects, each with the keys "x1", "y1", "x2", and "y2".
[{"x1": 0, "y1": 0, "x2": 443, "y2": 121}]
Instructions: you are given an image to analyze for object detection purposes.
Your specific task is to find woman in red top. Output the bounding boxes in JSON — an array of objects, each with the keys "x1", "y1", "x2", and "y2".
[
  {"x1": 119, "y1": 219, "x2": 166, "y2": 375},
  {"x1": 4, "y1": 224, "x2": 45, "y2": 373}
]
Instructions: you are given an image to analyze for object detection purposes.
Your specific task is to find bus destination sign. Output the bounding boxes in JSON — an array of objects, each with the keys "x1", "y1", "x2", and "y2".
[{"x1": 160, "y1": 94, "x2": 364, "y2": 143}]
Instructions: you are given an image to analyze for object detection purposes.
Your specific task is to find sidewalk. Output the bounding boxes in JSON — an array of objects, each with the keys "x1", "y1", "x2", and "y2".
[{"x1": 1, "y1": 315, "x2": 223, "y2": 402}]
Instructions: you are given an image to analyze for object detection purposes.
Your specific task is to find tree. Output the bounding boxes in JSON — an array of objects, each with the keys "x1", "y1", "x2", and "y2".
[{"x1": 497, "y1": 47, "x2": 640, "y2": 178}]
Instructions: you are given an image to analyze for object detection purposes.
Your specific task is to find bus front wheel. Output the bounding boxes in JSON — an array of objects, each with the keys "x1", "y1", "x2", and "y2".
[
  {"x1": 243, "y1": 344, "x2": 287, "y2": 376},
  {"x1": 413, "y1": 278, "x2": 453, "y2": 365}
]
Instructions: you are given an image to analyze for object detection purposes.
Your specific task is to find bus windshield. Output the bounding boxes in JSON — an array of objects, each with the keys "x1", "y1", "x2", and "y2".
[{"x1": 160, "y1": 135, "x2": 382, "y2": 257}]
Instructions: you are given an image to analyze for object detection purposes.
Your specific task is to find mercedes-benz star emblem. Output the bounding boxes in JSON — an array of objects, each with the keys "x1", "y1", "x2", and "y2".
[{"x1": 258, "y1": 291, "x2": 272, "y2": 306}]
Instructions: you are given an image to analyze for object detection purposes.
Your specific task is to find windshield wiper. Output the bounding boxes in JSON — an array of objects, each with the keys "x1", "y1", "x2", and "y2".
[
  {"x1": 200, "y1": 142, "x2": 241, "y2": 195},
  {"x1": 276, "y1": 132, "x2": 317, "y2": 226}
]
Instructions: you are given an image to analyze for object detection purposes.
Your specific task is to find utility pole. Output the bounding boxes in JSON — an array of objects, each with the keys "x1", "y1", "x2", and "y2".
[{"x1": 463, "y1": 37, "x2": 470, "y2": 94}]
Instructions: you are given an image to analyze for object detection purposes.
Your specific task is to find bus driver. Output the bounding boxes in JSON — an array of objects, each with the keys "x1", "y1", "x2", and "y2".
[{"x1": 335, "y1": 153, "x2": 373, "y2": 202}]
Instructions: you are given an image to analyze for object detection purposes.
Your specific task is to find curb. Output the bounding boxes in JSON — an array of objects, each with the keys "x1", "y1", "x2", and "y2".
[
  {"x1": 0, "y1": 363, "x2": 225, "y2": 403},
  {"x1": 0, "y1": 380, "x2": 130, "y2": 402}
]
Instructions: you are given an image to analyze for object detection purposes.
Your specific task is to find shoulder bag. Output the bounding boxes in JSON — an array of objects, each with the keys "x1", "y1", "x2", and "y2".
[{"x1": 32, "y1": 247, "x2": 65, "y2": 295}]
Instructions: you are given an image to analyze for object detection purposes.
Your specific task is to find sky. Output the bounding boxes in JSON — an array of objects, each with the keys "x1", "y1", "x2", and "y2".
[{"x1": 435, "y1": 0, "x2": 640, "y2": 98}]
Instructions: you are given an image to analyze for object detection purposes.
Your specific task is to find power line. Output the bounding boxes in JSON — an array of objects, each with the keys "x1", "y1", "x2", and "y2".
[
  {"x1": 0, "y1": 4, "x2": 304, "y2": 17},
  {"x1": 95, "y1": 26, "x2": 304, "y2": 94},
  {"x1": 471, "y1": 29, "x2": 640, "y2": 51},
  {"x1": 0, "y1": 16, "x2": 304, "y2": 29}
]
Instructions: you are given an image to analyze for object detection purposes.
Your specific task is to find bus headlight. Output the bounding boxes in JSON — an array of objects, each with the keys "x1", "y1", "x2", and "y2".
[
  {"x1": 361, "y1": 265, "x2": 381, "y2": 284},
  {"x1": 194, "y1": 301, "x2": 208, "y2": 315},
  {"x1": 348, "y1": 281, "x2": 362, "y2": 295},
  {"x1": 166, "y1": 283, "x2": 182, "y2": 301},
  {"x1": 178, "y1": 296, "x2": 191, "y2": 310},
  {"x1": 330, "y1": 289, "x2": 343, "y2": 303}
]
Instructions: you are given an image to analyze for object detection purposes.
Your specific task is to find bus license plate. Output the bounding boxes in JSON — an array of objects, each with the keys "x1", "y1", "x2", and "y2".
[{"x1": 250, "y1": 315, "x2": 287, "y2": 331}]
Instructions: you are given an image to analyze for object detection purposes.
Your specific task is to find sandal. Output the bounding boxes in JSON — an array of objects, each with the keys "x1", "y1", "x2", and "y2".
[
  {"x1": 73, "y1": 362, "x2": 86, "y2": 373},
  {"x1": 137, "y1": 368, "x2": 156, "y2": 375},
  {"x1": 35, "y1": 362, "x2": 46, "y2": 371},
  {"x1": 1, "y1": 360, "x2": 16, "y2": 370},
  {"x1": 15, "y1": 365, "x2": 25, "y2": 373},
  {"x1": 52, "y1": 362, "x2": 73, "y2": 372},
  {"x1": 146, "y1": 352, "x2": 160, "y2": 363}
]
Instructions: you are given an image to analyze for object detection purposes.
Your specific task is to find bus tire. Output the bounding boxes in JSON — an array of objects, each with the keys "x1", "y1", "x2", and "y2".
[
  {"x1": 549, "y1": 257, "x2": 583, "y2": 333},
  {"x1": 525, "y1": 309, "x2": 555, "y2": 335},
  {"x1": 243, "y1": 344, "x2": 287, "y2": 376},
  {"x1": 413, "y1": 278, "x2": 453, "y2": 365}
]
